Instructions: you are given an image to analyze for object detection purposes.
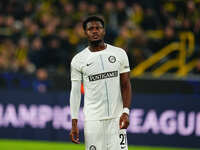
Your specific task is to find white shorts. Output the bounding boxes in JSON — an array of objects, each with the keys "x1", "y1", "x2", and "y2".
[{"x1": 84, "y1": 118, "x2": 128, "y2": 150}]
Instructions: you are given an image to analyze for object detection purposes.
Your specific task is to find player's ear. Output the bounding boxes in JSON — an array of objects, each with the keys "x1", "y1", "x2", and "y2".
[{"x1": 84, "y1": 29, "x2": 88, "y2": 36}]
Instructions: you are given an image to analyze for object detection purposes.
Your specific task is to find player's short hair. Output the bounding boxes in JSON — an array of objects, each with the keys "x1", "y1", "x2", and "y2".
[{"x1": 82, "y1": 15, "x2": 104, "y2": 31}]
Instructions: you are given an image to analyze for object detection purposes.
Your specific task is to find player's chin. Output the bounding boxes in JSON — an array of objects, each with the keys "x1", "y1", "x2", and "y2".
[{"x1": 90, "y1": 39, "x2": 102, "y2": 44}]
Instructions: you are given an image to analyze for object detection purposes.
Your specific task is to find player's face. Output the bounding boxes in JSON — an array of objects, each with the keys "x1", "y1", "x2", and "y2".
[{"x1": 85, "y1": 21, "x2": 105, "y2": 42}]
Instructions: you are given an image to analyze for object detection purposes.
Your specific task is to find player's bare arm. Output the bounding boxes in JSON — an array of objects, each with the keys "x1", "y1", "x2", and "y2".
[
  {"x1": 70, "y1": 119, "x2": 80, "y2": 144},
  {"x1": 120, "y1": 72, "x2": 132, "y2": 129}
]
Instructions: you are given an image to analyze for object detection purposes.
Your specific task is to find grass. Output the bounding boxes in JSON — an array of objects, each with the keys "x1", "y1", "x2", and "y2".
[{"x1": 0, "y1": 139, "x2": 198, "y2": 150}]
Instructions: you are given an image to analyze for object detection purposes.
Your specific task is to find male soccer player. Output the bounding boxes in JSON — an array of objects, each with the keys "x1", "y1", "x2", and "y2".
[{"x1": 69, "y1": 15, "x2": 132, "y2": 150}]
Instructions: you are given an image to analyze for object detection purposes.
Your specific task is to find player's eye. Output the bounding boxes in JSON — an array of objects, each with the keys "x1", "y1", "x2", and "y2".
[
  {"x1": 87, "y1": 27, "x2": 94, "y2": 31},
  {"x1": 87, "y1": 26, "x2": 102, "y2": 31}
]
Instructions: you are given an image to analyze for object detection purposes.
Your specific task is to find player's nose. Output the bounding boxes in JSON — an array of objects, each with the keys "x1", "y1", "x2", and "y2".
[{"x1": 92, "y1": 27, "x2": 99, "y2": 33}]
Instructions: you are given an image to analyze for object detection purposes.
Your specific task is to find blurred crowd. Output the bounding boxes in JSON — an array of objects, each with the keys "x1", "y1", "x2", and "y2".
[{"x1": 0, "y1": 0, "x2": 200, "y2": 91}]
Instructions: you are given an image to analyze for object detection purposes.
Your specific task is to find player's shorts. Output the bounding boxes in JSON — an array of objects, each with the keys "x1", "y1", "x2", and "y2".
[{"x1": 84, "y1": 117, "x2": 128, "y2": 150}]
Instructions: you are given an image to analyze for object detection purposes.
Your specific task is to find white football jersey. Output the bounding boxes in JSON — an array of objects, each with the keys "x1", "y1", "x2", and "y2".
[{"x1": 71, "y1": 44, "x2": 130, "y2": 120}]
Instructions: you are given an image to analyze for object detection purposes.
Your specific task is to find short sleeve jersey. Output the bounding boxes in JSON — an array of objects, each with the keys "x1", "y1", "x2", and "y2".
[{"x1": 71, "y1": 44, "x2": 130, "y2": 120}]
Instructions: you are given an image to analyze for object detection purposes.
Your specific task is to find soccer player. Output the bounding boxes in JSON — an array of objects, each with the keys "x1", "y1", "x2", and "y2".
[{"x1": 69, "y1": 15, "x2": 132, "y2": 150}]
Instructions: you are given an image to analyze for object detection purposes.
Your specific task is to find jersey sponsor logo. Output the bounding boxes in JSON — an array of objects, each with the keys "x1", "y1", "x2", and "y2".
[
  {"x1": 124, "y1": 66, "x2": 130, "y2": 69},
  {"x1": 89, "y1": 145, "x2": 96, "y2": 150},
  {"x1": 88, "y1": 71, "x2": 118, "y2": 81},
  {"x1": 108, "y1": 56, "x2": 116, "y2": 63}
]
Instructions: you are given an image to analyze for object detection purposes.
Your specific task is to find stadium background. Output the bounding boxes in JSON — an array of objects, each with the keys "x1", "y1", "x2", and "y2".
[{"x1": 0, "y1": 0, "x2": 200, "y2": 150}]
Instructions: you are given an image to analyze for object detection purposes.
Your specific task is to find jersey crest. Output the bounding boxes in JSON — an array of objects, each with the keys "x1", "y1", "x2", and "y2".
[{"x1": 108, "y1": 56, "x2": 116, "y2": 63}]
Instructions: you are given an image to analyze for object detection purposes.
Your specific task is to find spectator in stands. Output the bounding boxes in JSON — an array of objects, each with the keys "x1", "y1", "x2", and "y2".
[
  {"x1": 42, "y1": 22, "x2": 57, "y2": 46},
  {"x1": 103, "y1": 1, "x2": 117, "y2": 30},
  {"x1": 57, "y1": 28, "x2": 74, "y2": 69},
  {"x1": 28, "y1": 37, "x2": 46, "y2": 68},
  {"x1": 0, "y1": 39, "x2": 16, "y2": 71},
  {"x1": 116, "y1": 0, "x2": 128, "y2": 27},
  {"x1": 185, "y1": 0, "x2": 199, "y2": 25},
  {"x1": 32, "y1": 68, "x2": 50, "y2": 93},
  {"x1": 114, "y1": 24, "x2": 131, "y2": 49},
  {"x1": 129, "y1": 3, "x2": 144, "y2": 26},
  {"x1": 88, "y1": 3, "x2": 98, "y2": 15},
  {"x1": 62, "y1": 2, "x2": 76, "y2": 28},
  {"x1": 141, "y1": 8, "x2": 160, "y2": 30},
  {"x1": 75, "y1": 1, "x2": 88, "y2": 21},
  {"x1": 15, "y1": 37, "x2": 35, "y2": 73},
  {"x1": 25, "y1": 22, "x2": 40, "y2": 40},
  {"x1": 129, "y1": 28, "x2": 149, "y2": 67},
  {"x1": 103, "y1": 1, "x2": 118, "y2": 44},
  {"x1": 157, "y1": 26, "x2": 177, "y2": 52},
  {"x1": 45, "y1": 37, "x2": 62, "y2": 69}
]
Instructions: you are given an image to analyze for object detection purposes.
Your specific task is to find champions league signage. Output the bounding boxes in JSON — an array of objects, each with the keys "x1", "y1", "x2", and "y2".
[
  {"x1": 0, "y1": 105, "x2": 200, "y2": 137},
  {"x1": 0, "y1": 90, "x2": 200, "y2": 148},
  {"x1": 0, "y1": 105, "x2": 84, "y2": 129},
  {"x1": 129, "y1": 109, "x2": 200, "y2": 136}
]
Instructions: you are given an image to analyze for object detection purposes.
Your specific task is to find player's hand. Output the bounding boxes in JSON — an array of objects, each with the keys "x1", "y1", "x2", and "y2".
[
  {"x1": 119, "y1": 113, "x2": 129, "y2": 129},
  {"x1": 70, "y1": 120, "x2": 80, "y2": 144},
  {"x1": 70, "y1": 126, "x2": 80, "y2": 144}
]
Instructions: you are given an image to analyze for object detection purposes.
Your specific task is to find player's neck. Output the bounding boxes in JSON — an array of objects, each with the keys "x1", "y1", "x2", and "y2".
[{"x1": 88, "y1": 40, "x2": 106, "y2": 52}]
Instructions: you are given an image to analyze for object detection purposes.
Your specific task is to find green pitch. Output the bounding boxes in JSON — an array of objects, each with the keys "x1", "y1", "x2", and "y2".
[{"x1": 0, "y1": 139, "x2": 198, "y2": 150}]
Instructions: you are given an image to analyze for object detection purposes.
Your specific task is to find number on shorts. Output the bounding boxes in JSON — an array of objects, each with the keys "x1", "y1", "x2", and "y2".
[{"x1": 119, "y1": 133, "x2": 127, "y2": 146}]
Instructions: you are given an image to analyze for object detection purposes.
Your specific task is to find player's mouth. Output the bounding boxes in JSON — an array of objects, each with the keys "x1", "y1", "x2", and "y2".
[{"x1": 92, "y1": 34, "x2": 99, "y2": 39}]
